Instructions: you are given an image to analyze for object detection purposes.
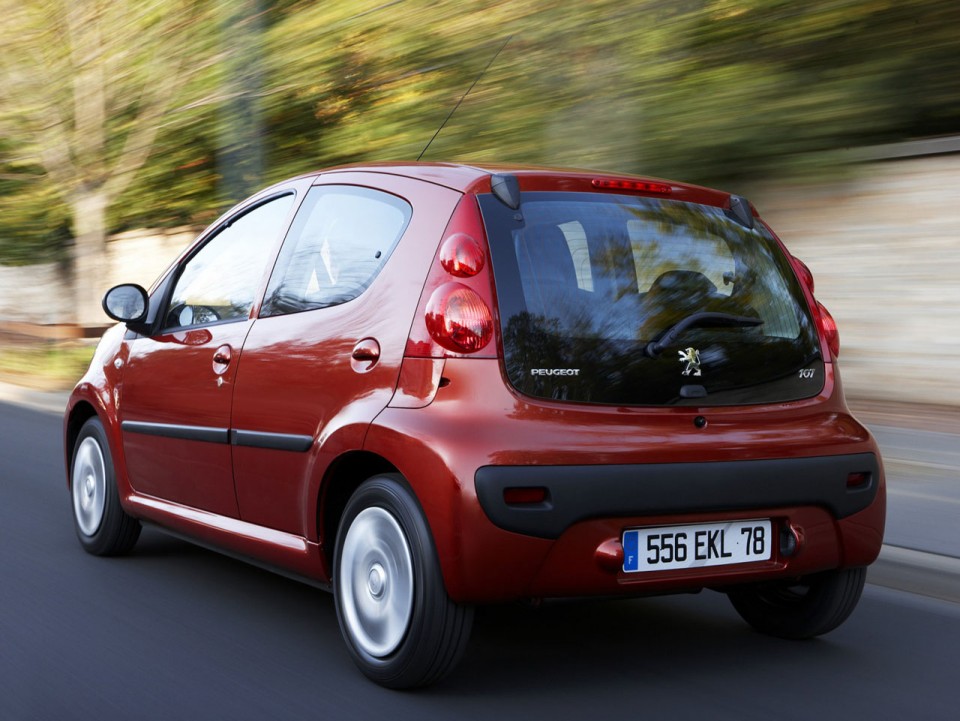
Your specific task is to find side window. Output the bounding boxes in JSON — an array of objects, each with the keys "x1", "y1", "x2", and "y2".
[
  {"x1": 165, "y1": 194, "x2": 295, "y2": 329},
  {"x1": 261, "y1": 185, "x2": 411, "y2": 317}
]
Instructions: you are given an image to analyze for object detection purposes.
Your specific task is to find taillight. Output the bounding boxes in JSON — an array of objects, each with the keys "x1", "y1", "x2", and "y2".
[
  {"x1": 817, "y1": 301, "x2": 840, "y2": 358},
  {"x1": 405, "y1": 195, "x2": 499, "y2": 358},
  {"x1": 790, "y1": 255, "x2": 838, "y2": 359},
  {"x1": 425, "y1": 282, "x2": 493, "y2": 353},
  {"x1": 791, "y1": 256, "x2": 815, "y2": 294},
  {"x1": 439, "y1": 233, "x2": 485, "y2": 277}
]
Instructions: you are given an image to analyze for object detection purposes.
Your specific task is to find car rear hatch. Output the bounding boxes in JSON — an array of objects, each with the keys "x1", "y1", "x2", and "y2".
[{"x1": 477, "y1": 184, "x2": 824, "y2": 407}]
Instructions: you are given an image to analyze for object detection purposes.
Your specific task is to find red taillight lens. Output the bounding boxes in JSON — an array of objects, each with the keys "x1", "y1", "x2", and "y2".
[
  {"x1": 817, "y1": 301, "x2": 840, "y2": 358},
  {"x1": 792, "y1": 256, "x2": 815, "y2": 294},
  {"x1": 425, "y1": 282, "x2": 493, "y2": 353},
  {"x1": 439, "y1": 233, "x2": 485, "y2": 277},
  {"x1": 592, "y1": 178, "x2": 672, "y2": 194}
]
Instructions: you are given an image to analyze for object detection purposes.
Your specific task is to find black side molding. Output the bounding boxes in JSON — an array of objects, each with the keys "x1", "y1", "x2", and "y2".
[
  {"x1": 230, "y1": 429, "x2": 313, "y2": 453},
  {"x1": 122, "y1": 421, "x2": 312, "y2": 452},
  {"x1": 475, "y1": 453, "x2": 881, "y2": 539},
  {"x1": 122, "y1": 421, "x2": 228, "y2": 445}
]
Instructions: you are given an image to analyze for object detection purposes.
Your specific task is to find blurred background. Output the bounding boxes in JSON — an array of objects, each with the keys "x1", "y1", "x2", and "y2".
[{"x1": 0, "y1": 0, "x2": 958, "y2": 411}]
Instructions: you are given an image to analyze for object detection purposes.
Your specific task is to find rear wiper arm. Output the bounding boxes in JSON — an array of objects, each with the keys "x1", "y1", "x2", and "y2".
[{"x1": 645, "y1": 311, "x2": 763, "y2": 358}]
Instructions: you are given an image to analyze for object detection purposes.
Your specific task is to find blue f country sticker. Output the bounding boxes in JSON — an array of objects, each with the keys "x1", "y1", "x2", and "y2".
[{"x1": 622, "y1": 530, "x2": 639, "y2": 572}]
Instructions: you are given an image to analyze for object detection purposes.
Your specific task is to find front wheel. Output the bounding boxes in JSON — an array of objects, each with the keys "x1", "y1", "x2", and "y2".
[
  {"x1": 71, "y1": 417, "x2": 141, "y2": 556},
  {"x1": 334, "y1": 475, "x2": 473, "y2": 688},
  {"x1": 727, "y1": 567, "x2": 866, "y2": 639}
]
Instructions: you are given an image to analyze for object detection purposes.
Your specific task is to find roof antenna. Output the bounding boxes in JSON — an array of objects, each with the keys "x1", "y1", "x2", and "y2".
[{"x1": 417, "y1": 35, "x2": 513, "y2": 162}]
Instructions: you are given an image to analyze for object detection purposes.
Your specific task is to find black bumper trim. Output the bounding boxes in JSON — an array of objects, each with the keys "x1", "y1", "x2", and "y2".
[{"x1": 474, "y1": 453, "x2": 880, "y2": 539}]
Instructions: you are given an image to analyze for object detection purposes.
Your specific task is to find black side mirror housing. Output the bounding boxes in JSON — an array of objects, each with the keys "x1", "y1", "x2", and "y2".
[{"x1": 102, "y1": 284, "x2": 150, "y2": 333}]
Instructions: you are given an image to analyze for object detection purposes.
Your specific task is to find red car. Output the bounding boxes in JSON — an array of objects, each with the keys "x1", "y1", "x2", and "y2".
[{"x1": 66, "y1": 163, "x2": 885, "y2": 688}]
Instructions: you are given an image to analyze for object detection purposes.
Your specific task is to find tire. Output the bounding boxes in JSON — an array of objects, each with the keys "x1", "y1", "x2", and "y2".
[
  {"x1": 728, "y1": 567, "x2": 867, "y2": 639},
  {"x1": 70, "y1": 417, "x2": 141, "y2": 556},
  {"x1": 333, "y1": 474, "x2": 473, "y2": 689}
]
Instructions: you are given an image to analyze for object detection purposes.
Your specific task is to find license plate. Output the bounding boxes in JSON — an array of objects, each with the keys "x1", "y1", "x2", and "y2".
[{"x1": 622, "y1": 519, "x2": 772, "y2": 573}]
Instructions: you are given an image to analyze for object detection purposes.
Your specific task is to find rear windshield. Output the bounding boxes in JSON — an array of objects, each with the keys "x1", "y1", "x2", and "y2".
[{"x1": 478, "y1": 192, "x2": 824, "y2": 406}]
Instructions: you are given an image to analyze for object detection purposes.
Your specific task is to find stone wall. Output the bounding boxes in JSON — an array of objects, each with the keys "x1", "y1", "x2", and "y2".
[
  {"x1": 0, "y1": 227, "x2": 196, "y2": 326},
  {"x1": 748, "y1": 153, "x2": 960, "y2": 406},
  {"x1": 1, "y1": 153, "x2": 958, "y2": 405}
]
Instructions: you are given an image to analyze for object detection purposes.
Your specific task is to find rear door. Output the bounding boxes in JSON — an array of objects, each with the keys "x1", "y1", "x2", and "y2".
[{"x1": 229, "y1": 173, "x2": 462, "y2": 536}]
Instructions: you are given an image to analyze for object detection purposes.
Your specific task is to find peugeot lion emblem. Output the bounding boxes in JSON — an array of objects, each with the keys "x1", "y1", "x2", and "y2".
[{"x1": 678, "y1": 347, "x2": 702, "y2": 376}]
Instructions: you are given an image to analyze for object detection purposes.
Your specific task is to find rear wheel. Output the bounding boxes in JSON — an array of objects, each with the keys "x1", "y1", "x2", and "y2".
[
  {"x1": 71, "y1": 417, "x2": 141, "y2": 556},
  {"x1": 334, "y1": 475, "x2": 473, "y2": 688},
  {"x1": 728, "y1": 567, "x2": 866, "y2": 639}
]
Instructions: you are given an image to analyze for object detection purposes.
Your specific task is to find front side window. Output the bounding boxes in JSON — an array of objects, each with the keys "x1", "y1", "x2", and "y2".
[
  {"x1": 480, "y1": 192, "x2": 823, "y2": 406},
  {"x1": 164, "y1": 193, "x2": 295, "y2": 330},
  {"x1": 261, "y1": 185, "x2": 411, "y2": 317}
]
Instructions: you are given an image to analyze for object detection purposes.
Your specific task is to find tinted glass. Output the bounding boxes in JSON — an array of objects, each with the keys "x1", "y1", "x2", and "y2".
[
  {"x1": 261, "y1": 185, "x2": 411, "y2": 316},
  {"x1": 165, "y1": 194, "x2": 295, "y2": 329},
  {"x1": 479, "y1": 192, "x2": 824, "y2": 406}
]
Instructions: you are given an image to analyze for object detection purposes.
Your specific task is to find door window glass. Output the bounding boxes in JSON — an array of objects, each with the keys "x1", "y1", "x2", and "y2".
[
  {"x1": 262, "y1": 185, "x2": 411, "y2": 316},
  {"x1": 165, "y1": 194, "x2": 295, "y2": 329}
]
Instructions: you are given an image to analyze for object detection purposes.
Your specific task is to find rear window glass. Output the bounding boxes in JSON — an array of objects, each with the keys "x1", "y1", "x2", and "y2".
[{"x1": 479, "y1": 192, "x2": 824, "y2": 406}]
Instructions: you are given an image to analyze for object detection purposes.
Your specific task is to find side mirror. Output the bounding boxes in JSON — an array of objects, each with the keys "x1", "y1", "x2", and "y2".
[{"x1": 102, "y1": 284, "x2": 149, "y2": 325}]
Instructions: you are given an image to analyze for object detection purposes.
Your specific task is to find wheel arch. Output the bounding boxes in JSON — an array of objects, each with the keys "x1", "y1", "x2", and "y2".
[
  {"x1": 64, "y1": 400, "x2": 99, "y2": 487},
  {"x1": 317, "y1": 450, "x2": 399, "y2": 572}
]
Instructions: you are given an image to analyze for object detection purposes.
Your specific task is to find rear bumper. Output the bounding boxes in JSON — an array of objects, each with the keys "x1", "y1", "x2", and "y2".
[
  {"x1": 475, "y1": 452, "x2": 880, "y2": 539},
  {"x1": 368, "y1": 358, "x2": 886, "y2": 604}
]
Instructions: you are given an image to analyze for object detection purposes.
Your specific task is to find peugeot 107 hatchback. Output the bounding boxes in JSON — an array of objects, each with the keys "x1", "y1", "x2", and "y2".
[{"x1": 66, "y1": 163, "x2": 885, "y2": 688}]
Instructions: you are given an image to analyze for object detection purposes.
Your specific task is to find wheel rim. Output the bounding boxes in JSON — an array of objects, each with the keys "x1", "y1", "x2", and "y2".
[
  {"x1": 72, "y1": 436, "x2": 107, "y2": 537},
  {"x1": 338, "y1": 507, "x2": 414, "y2": 658}
]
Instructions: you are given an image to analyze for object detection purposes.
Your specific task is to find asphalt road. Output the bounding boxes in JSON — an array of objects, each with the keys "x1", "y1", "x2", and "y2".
[{"x1": 2, "y1": 400, "x2": 958, "y2": 720}]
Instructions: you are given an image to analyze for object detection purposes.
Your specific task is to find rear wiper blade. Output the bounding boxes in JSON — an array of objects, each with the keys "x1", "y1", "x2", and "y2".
[{"x1": 645, "y1": 311, "x2": 763, "y2": 358}]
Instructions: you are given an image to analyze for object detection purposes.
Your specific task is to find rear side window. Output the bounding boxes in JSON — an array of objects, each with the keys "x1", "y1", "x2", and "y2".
[
  {"x1": 262, "y1": 185, "x2": 411, "y2": 316},
  {"x1": 479, "y1": 192, "x2": 823, "y2": 406}
]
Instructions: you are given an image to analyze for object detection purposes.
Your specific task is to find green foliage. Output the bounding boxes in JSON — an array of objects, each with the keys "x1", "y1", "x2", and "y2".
[
  {"x1": 2, "y1": 0, "x2": 959, "y2": 260},
  {"x1": 0, "y1": 141, "x2": 71, "y2": 264}
]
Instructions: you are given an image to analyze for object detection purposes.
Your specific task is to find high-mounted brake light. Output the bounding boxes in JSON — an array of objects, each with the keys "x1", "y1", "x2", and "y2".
[{"x1": 591, "y1": 178, "x2": 672, "y2": 194}]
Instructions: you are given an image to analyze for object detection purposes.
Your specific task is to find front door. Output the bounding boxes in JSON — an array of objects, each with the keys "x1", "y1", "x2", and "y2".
[{"x1": 120, "y1": 192, "x2": 297, "y2": 516}]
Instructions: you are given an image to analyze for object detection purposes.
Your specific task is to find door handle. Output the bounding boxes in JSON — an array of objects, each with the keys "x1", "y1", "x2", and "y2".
[
  {"x1": 212, "y1": 344, "x2": 232, "y2": 374},
  {"x1": 351, "y1": 338, "x2": 380, "y2": 372}
]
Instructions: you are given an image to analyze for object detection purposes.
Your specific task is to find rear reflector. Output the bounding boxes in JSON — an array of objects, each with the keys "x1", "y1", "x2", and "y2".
[
  {"x1": 503, "y1": 487, "x2": 549, "y2": 505},
  {"x1": 847, "y1": 472, "x2": 871, "y2": 488},
  {"x1": 592, "y1": 178, "x2": 672, "y2": 194}
]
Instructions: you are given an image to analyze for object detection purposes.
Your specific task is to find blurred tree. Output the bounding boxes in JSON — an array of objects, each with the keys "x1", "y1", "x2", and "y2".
[
  {"x1": 0, "y1": 0, "x2": 206, "y2": 325},
  {"x1": 0, "y1": 139, "x2": 71, "y2": 265},
  {"x1": 637, "y1": 0, "x2": 960, "y2": 182},
  {"x1": 1, "y1": 0, "x2": 959, "y2": 297}
]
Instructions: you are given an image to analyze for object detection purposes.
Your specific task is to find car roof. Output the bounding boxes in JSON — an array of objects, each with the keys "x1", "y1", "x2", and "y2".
[{"x1": 310, "y1": 162, "x2": 735, "y2": 208}]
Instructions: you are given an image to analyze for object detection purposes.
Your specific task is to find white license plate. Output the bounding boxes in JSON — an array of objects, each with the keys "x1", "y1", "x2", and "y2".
[{"x1": 622, "y1": 519, "x2": 772, "y2": 573}]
